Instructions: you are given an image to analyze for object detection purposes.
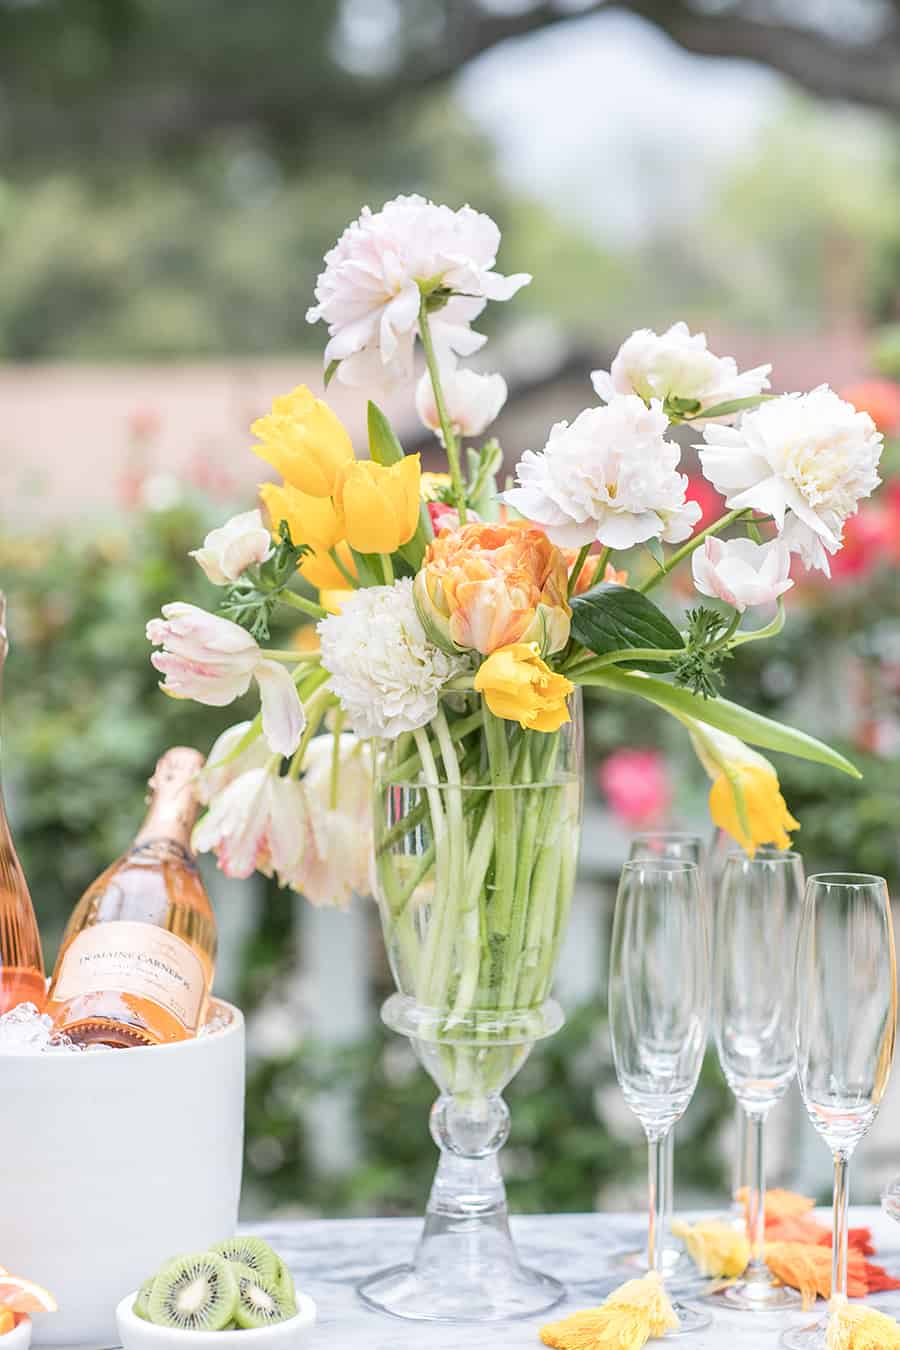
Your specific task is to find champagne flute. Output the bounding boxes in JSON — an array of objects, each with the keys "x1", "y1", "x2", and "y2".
[
  {"x1": 713, "y1": 848, "x2": 804, "y2": 1310},
  {"x1": 617, "y1": 832, "x2": 706, "y2": 1275},
  {"x1": 609, "y1": 859, "x2": 712, "y2": 1333},
  {"x1": 781, "y1": 874, "x2": 897, "y2": 1350}
]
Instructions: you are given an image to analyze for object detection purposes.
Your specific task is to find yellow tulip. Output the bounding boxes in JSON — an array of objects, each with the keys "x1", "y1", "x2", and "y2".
[
  {"x1": 688, "y1": 722, "x2": 799, "y2": 855},
  {"x1": 259, "y1": 481, "x2": 357, "y2": 592},
  {"x1": 474, "y1": 643, "x2": 573, "y2": 734},
  {"x1": 335, "y1": 455, "x2": 421, "y2": 555},
  {"x1": 252, "y1": 385, "x2": 354, "y2": 497}
]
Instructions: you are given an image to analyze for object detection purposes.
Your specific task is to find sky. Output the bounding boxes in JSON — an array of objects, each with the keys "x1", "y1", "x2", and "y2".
[{"x1": 458, "y1": 10, "x2": 783, "y2": 244}]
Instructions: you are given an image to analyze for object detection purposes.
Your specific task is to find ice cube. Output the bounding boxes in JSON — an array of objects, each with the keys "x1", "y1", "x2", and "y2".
[{"x1": 0, "y1": 1002, "x2": 99, "y2": 1055}]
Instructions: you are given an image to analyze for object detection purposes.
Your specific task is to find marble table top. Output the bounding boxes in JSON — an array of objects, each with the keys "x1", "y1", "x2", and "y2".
[{"x1": 247, "y1": 1205, "x2": 900, "y2": 1349}]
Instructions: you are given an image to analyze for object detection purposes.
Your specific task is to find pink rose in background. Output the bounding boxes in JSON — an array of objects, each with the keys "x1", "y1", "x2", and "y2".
[
  {"x1": 828, "y1": 507, "x2": 891, "y2": 583},
  {"x1": 598, "y1": 748, "x2": 672, "y2": 827}
]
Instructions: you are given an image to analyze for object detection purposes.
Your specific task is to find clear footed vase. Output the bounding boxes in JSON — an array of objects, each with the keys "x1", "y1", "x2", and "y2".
[{"x1": 359, "y1": 695, "x2": 583, "y2": 1323}]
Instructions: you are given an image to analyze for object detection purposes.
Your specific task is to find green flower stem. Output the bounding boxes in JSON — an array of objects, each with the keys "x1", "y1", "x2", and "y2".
[
  {"x1": 413, "y1": 726, "x2": 453, "y2": 1006},
  {"x1": 376, "y1": 742, "x2": 480, "y2": 855},
  {"x1": 484, "y1": 709, "x2": 517, "y2": 942},
  {"x1": 730, "y1": 598, "x2": 785, "y2": 647},
  {"x1": 288, "y1": 686, "x2": 332, "y2": 776},
  {"x1": 328, "y1": 547, "x2": 358, "y2": 589},
  {"x1": 567, "y1": 543, "x2": 593, "y2": 598},
  {"x1": 499, "y1": 751, "x2": 539, "y2": 1009},
  {"x1": 261, "y1": 648, "x2": 316, "y2": 662},
  {"x1": 387, "y1": 711, "x2": 483, "y2": 783},
  {"x1": 279, "y1": 590, "x2": 328, "y2": 620},
  {"x1": 565, "y1": 646, "x2": 685, "y2": 676},
  {"x1": 503, "y1": 736, "x2": 563, "y2": 1008},
  {"x1": 381, "y1": 553, "x2": 395, "y2": 585},
  {"x1": 638, "y1": 509, "x2": 747, "y2": 594},
  {"x1": 418, "y1": 298, "x2": 467, "y2": 524},
  {"x1": 449, "y1": 798, "x2": 495, "y2": 1021}
]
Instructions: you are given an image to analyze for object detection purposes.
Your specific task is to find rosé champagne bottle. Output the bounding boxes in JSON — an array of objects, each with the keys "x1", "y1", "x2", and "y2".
[
  {"x1": 0, "y1": 594, "x2": 46, "y2": 1014},
  {"x1": 46, "y1": 747, "x2": 217, "y2": 1047}
]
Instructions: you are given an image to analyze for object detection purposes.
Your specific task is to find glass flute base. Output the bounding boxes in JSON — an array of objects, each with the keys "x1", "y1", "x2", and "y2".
[
  {"x1": 780, "y1": 1320, "x2": 827, "y2": 1349},
  {"x1": 614, "y1": 1244, "x2": 689, "y2": 1277},
  {"x1": 721, "y1": 1278, "x2": 802, "y2": 1312},
  {"x1": 669, "y1": 1301, "x2": 713, "y2": 1335}
]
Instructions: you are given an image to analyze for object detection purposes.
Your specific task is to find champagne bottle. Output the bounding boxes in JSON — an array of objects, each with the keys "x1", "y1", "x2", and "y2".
[
  {"x1": 0, "y1": 594, "x2": 46, "y2": 1014},
  {"x1": 46, "y1": 747, "x2": 216, "y2": 1047}
]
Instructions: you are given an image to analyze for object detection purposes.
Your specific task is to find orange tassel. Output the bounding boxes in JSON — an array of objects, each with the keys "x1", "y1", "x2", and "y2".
[
  {"x1": 766, "y1": 1216, "x2": 876, "y2": 1256},
  {"x1": 540, "y1": 1273, "x2": 679, "y2": 1350},
  {"x1": 738, "y1": 1185, "x2": 815, "y2": 1233},
  {"x1": 826, "y1": 1294, "x2": 900, "y2": 1349},
  {"x1": 764, "y1": 1242, "x2": 892, "y2": 1309}
]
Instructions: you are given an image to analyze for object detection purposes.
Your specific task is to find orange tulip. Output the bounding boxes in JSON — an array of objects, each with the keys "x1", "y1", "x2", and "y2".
[{"x1": 414, "y1": 520, "x2": 571, "y2": 656}]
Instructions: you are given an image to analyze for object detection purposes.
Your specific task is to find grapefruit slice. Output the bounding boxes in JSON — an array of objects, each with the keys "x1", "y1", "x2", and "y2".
[{"x1": 0, "y1": 1276, "x2": 57, "y2": 1314}]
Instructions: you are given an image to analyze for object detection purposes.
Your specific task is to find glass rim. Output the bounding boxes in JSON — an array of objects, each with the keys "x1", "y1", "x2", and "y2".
[
  {"x1": 620, "y1": 858, "x2": 700, "y2": 874},
  {"x1": 376, "y1": 776, "x2": 581, "y2": 791},
  {"x1": 724, "y1": 847, "x2": 803, "y2": 865},
  {"x1": 806, "y1": 871, "x2": 888, "y2": 889}
]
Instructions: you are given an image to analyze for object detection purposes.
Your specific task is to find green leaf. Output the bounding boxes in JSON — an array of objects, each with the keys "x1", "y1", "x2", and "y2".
[
  {"x1": 367, "y1": 401, "x2": 405, "y2": 466},
  {"x1": 643, "y1": 538, "x2": 665, "y2": 570},
  {"x1": 571, "y1": 583, "x2": 684, "y2": 659},
  {"x1": 584, "y1": 667, "x2": 861, "y2": 778},
  {"x1": 324, "y1": 359, "x2": 340, "y2": 389},
  {"x1": 687, "y1": 394, "x2": 776, "y2": 420}
]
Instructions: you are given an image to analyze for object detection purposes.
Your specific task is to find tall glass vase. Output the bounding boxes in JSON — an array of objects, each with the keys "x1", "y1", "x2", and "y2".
[{"x1": 358, "y1": 694, "x2": 583, "y2": 1322}]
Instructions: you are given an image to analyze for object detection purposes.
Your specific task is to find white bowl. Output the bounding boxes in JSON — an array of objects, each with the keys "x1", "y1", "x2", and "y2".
[
  {"x1": 0, "y1": 1320, "x2": 32, "y2": 1350},
  {"x1": 115, "y1": 1292, "x2": 317, "y2": 1349},
  {"x1": 0, "y1": 1000, "x2": 245, "y2": 1347}
]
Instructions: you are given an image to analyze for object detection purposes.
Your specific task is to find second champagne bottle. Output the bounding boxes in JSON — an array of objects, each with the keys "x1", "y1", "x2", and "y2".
[{"x1": 46, "y1": 747, "x2": 217, "y2": 1048}]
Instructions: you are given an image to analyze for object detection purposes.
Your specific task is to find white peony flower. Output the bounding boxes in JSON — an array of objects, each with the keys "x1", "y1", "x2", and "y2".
[
  {"x1": 416, "y1": 364, "x2": 508, "y2": 442},
  {"x1": 189, "y1": 509, "x2": 272, "y2": 585},
  {"x1": 146, "y1": 602, "x2": 305, "y2": 756},
  {"x1": 692, "y1": 537, "x2": 793, "y2": 613},
  {"x1": 698, "y1": 386, "x2": 883, "y2": 575},
  {"x1": 501, "y1": 395, "x2": 701, "y2": 550},
  {"x1": 306, "y1": 195, "x2": 530, "y2": 390},
  {"x1": 197, "y1": 721, "x2": 271, "y2": 804},
  {"x1": 591, "y1": 322, "x2": 771, "y2": 419},
  {"x1": 193, "y1": 765, "x2": 309, "y2": 883},
  {"x1": 291, "y1": 733, "x2": 374, "y2": 908},
  {"x1": 318, "y1": 577, "x2": 467, "y2": 739}
]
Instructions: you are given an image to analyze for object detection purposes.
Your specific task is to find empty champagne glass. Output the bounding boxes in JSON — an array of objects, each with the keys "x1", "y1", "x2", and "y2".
[
  {"x1": 781, "y1": 874, "x2": 897, "y2": 1350},
  {"x1": 713, "y1": 848, "x2": 805, "y2": 1310},
  {"x1": 617, "y1": 832, "x2": 706, "y2": 1276},
  {"x1": 609, "y1": 859, "x2": 712, "y2": 1333}
]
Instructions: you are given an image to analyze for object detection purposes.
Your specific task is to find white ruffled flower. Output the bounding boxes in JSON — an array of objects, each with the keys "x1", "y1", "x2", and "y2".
[
  {"x1": 291, "y1": 734, "x2": 374, "y2": 908},
  {"x1": 197, "y1": 721, "x2": 271, "y2": 804},
  {"x1": 189, "y1": 509, "x2": 272, "y2": 585},
  {"x1": 416, "y1": 365, "x2": 508, "y2": 441},
  {"x1": 501, "y1": 395, "x2": 701, "y2": 550},
  {"x1": 318, "y1": 578, "x2": 467, "y2": 739},
  {"x1": 146, "y1": 602, "x2": 305, "y2": 756},
  {"x1": 193, "y1": 765, "x2": 309, "y2": 883},
  {"x1": 698, "y1": 386, "x2": 883, "y2": 575},
  {"x1": 692, "y1": 537, "x2": 793, "y2": 613},
  {"x1": 591, "y1": 322, "x2": 771, "y2": 419},
  {"x1": 306, "y1": 195, "x2": 530, "y2": 390}
]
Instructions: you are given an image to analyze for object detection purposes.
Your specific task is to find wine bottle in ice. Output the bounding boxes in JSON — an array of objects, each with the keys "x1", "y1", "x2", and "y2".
[
  {"x1": 46, "y1": 747, "x2": 217, "y2": 1047},
  {"x1": 0, "y1": 594, "x2": 46, "y2": 1014}
]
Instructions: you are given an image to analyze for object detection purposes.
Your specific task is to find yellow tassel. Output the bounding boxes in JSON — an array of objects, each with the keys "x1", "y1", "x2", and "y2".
[
  {"x1": 540, "y1": 1272, "x2": 679, "y2": 1350},
  {"x1": 670, "y1": 1218, "x2": 750, "y2": 1279},
  {"x1": 826, "y1": 1294, "x2": 900, "y2": 1349}
]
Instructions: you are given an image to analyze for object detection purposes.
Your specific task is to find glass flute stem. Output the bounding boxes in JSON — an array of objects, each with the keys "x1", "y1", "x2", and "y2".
[
  {"x1": 647, "y1": 1130, "x2": 669, "y2": 1272},
  {"x1": 732, "y1": 1105, "x2": 750, "y2": 1210},
  {"x1": 832, "y1": 1150, "x2": 850, "y2": 1300},
  {"x1": 745, "y1": 1109, "x2": 768, "y2": 1279},
  {"x1": 664, "y1": 1128, "x2": 675, "y2": 1230}
]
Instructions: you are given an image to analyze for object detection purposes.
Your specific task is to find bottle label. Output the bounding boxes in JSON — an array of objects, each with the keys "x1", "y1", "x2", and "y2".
[{"x1": 52, "y1": 921, "x2": 206, "y2": 1031}]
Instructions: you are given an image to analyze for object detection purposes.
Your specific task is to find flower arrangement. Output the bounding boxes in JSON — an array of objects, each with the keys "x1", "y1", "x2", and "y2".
[{"x1": 145, "y1": 191, "x2": 885, "y2": 1322}]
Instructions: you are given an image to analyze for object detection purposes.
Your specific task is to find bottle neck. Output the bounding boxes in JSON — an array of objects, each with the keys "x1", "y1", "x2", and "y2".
[{"x1": 133, "y1": 748, "x2": 204, "y2": 854}]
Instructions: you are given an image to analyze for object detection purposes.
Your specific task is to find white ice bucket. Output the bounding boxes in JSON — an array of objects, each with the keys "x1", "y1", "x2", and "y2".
[{"x1": 0, "y1": 1000, "x2": 245, "y2": 1348}]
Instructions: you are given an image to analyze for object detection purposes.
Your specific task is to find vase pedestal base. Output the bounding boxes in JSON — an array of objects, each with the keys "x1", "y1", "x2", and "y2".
[{"x1": 358, "y1": 1208, "x2": 565, "y2": 1323}]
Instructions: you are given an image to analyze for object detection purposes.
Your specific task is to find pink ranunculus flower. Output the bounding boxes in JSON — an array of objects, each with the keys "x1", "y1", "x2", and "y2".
[
  {"x1": 306, "y1": 195, "x2": 530, "y2": 390},
  {"x1": 189, "y1": 509, "x2": 273, "y2": 585},
  {"x1": 692, "y1": 537, "x2": 794, "y2": 612},
  {"x1": 193, "y1": 766, "x2": 309, "y2": 883},
  {"x1": 146, "y1": 602, "x2": 305, "y2": 756},
  {"x1": 599, "y1": 748, "x2": 672, "y2": 827}
]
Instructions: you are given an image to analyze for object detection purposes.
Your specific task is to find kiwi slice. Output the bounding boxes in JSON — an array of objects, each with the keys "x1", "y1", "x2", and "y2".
[
  {"x1": 133, "y1": 1277, "x2": 155, "y2": 1322},
  {"x1": 273, "y1": 1256, "x2": 297, "y2": 1315},
  {"x1": 211, "y1": 1236, "x2": 280, "y2": 1285},
  {"x1": 232, "y1": 1262, "x2": 293, "y2": 1329},
  {"x1": 147, "y1": 1251, "x2": 238, "y2": 1331}
]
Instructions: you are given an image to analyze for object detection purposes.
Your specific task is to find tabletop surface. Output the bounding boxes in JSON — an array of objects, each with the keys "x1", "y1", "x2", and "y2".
[{"x1": 242, "y1": 1205, "x2": 900, "y2": 1350}]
